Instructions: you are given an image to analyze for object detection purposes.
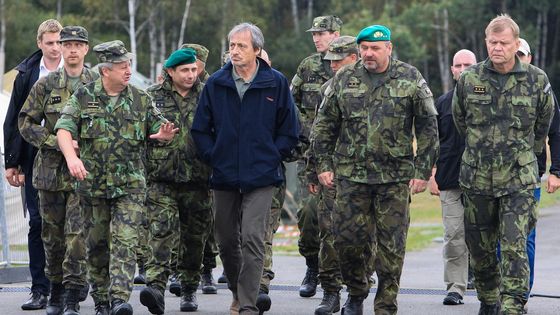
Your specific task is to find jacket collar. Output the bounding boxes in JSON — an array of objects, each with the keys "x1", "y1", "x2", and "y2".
[
  {"x1": 214, "y1": 57, "x2": 276, "y2": 89},
  {"x1": 15, "y1": 49, "x2": 43, "y2": 73}
]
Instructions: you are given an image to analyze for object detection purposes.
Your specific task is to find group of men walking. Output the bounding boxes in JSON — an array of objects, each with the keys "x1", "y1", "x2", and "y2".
[{"x1": 4, "y1": 11, "x2": 558, "y2": 315}]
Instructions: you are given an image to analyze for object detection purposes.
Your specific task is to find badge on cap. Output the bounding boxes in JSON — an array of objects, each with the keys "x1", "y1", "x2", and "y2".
[
  {"x1": 374, "y1": 31, "x2": 384, "y2": 38},
  {"x1": 473, "y1": 85, "x2": 486, "y2": 94}
]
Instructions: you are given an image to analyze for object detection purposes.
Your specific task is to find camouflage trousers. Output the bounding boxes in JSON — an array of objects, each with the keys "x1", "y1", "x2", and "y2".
[
  {"x1": 38, "y1": 190, "x2": 87, "y2": 289},
  {"x1": 335, "y1": 179, "x2": 410, "y2": 314},
  {"x1": 136, "y1": 210, "x2": 150, "y2": 270},
  {"x1": 463, "y1": 189, "x2": 537, "y2": 314},
  {"x1": 296, "y1": 160, "x2": 320, "y2": 259},
  {"x1": 317, "y1": 185, "x2": 343, "y2": 293},
  {"x1": 144, "y1": 182, "x2": 213, "y2": 293},
  {"x1": 260, "y1": 182, "x2": 285, "y2": 292},
  {"x1": 82, "y1": 193, "x2": 145, "y2": 303}
]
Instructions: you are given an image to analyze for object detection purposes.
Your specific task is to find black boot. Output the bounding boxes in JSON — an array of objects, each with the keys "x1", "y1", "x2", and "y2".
[
  {"x1": 46, "y1": 283, "x2": 65, "y2": 315},
  {"x1": 134, "y1": 264, "x2": 146, "y2": 284},
  {"x1": 111, "y1": 299, "x2": 133, "y2": 315},
  {"x1": 478, "y1": 302, "x2": 500, "y2": 315},
  {"x1": 256, "y1": 290, "x2": 271, "y2": 314},
  {"x1": 169, "y1": 273, "x2": 181, "y2": 297},
  {"x1": 299, "y1": 256, "x2": 319, "y2": 297},
  {"x1": 315, "y1": 291, "x2": 340, "y2": 315},
  {"x1": 78, "y1": 285, "x2": 89, "y2": 302},
  {"x1": 217, "y1": 270, "x2": 228, "y2": 283},
  {"x1": 94, "y1": 301, "x2": 110, "y2": 315},
  {"x1": 200, "y1": 269, "x2": 217, "y2": 294},
  {"x1": 63, "y1": 288, "x2": 81, "y2": 315},
  {"x1": 341, "y1": 295, "x2": 366, "y2": 315},
  {"x1": 140, "y1": 286, "x2": 165, "y2": 314},
  {"x1": 180, "y1": 284, "x2": 198, "y2": 312}
]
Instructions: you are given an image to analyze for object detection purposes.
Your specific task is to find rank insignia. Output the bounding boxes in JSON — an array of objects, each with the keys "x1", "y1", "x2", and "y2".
[
  {"x1": 50, "y1": 96, "x2": 62, "y2": 104},
  {"x1": 473, "y1": 86, "x2": 486, "y2": 94}
]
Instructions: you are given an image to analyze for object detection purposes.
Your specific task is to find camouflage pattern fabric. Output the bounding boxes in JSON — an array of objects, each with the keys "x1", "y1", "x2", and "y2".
[
  {"x1": 452, "y1": 58, "x2": 554, "y2": 197},
  {"x1": 201, "y1": 224, "x2": 218, "y2": 270},
  {"x1": 145, "y1": 78, "x2": 212, "y2": 293},
  {"x1": 452, "y1": 57, "x2": 554, "y2": 314},
  {"x1": 462, "y1": 189, "x2": 537, "y2": 314},
  {"x1": 335, "y1": 179, "x2": 410, "y2": 314},
  {"x1": 18, "y1": 67, "x2": 98, "y2": 289},
  {"x1": 82, "y1": 193, "x2": 145, "y2": 303},
  {"x1": 39, "y1": 190, "x2": 86, "y2": 289},
  {"x1": 312, "y1": 58, "x2": 439, "y2": 184},
  {"x1": 296, "y1": 161, "x2": 320, "y2": 258}
]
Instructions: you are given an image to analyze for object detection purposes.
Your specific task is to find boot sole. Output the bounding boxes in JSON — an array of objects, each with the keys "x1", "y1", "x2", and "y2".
[
  {"x1": 140, "y1": 290, "x2": 164, "y2": 315},
  {"x1": 202, "y1": 287, "x2": 218, "y2": 294},
  {"x1": 314, "y1": 303, "x2": 340, "y2": 314},
  {"x1": 299, "y1": 290, "x2": 317, "y2": 298},
  {"x1": 111, "y1": 303, "x2": 133, "y2": 315}
]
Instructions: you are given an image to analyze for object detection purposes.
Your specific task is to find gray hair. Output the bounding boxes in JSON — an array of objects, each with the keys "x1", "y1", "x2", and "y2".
[
  {"x1": 228, "y1": 22, "x2": 264, "y2": 50},
  {"x1": 97, "y1": 62, "x2": 113, "y2": 76}
]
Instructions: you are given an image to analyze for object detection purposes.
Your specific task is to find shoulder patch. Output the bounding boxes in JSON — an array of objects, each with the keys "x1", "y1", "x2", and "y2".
[
  {"x1": 291, "y1": 74, "x2": 303, "y2": 88},
  {"x1": 544, "y1": 83, "x2": 551, "y2": 95}
]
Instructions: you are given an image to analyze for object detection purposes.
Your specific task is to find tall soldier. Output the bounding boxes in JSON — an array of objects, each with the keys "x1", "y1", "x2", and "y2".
[
  {"x1": 313, "y1": 25, "x2": 439, "y2": 314},
  {"x1": 54, "y1": 40, "x2": 178, "y2": 315},
  {"x1": 291, "y1": 15, "x2": 342, "y2": 297},
  {"x1": 18, "y1": 26, "x2": 97, "y2": 315},
  {"x1": 139, "y1": 48, "x2": 213, "y2": 314},
  {"x1": 452, "y1": 14, "x2": 554, "y2": 315}
]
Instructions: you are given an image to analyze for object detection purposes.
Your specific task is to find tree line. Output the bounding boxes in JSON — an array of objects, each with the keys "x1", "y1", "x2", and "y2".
[{"x1": 1, "y1": 0, "x2": 559, "y2": 97}]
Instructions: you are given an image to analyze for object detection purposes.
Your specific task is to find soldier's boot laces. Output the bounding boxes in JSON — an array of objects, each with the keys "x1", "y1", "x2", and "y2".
[
  {"x1": 180, "y1": 285, "x2": 198, "y2": 312},
  {"x1": 256, "y1": 290, "x2": 271, "y2": 314},
  {"x1": 340, "y1": 295, "x2": 366, "y2": 315},
  {"x1": 140, "y1": 286, "x2": 165, "y2": 315},
  {"x1": 63, "y1": 288, "x2": 81, "y2": 315},
  {"x1": 94, "y1": 301, "x2": 110, "y2": 315},
  {"x1": 201, "y1": 269, "x2": 218, "y2": 294},
  {"x1": 110, "y1": 299, "x2": 133, "y2": 315},
  {"x1": 315, "y1": 291, "x2": 341, "y2": 315},
  {"x1": 478, "y1": 302, "x2": 500, "y2": 315},
  {"x1": 299, "y1": 256, "x2": 319, "y2": 297},
  {"x1": 46, "y1": 283, "x2": 65, "y2": 315},
  {"x1": 169, "y1": 274, "x2": 181, "y2": 297}
]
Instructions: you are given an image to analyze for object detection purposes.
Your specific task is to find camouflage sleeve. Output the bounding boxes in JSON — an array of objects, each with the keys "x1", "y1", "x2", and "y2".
[
  {"x1": 54, "y1": 94, "x2": 81, "y2": 139},
  {"x1": 412, "y1": 77, "x2": 439, "y2": 180},
  {"x1": 533, "y1": 75, "x2": 555, "y2": 155},
  {"x1": 290, "y1": 67, "x2": 304, "y2": 111},
  {"x1": 452, "y1": 76, "x2": 467, "y2": 138},
  {"x1": 18, "y1": 78, "x2": 56, "y2": 149},
  {"x1": 312, "y1": 82, "x2": 341, "y2": 174}
]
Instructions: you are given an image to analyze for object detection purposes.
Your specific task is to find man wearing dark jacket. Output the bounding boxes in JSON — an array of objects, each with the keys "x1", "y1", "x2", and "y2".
[
  {"x1": 3, "y1": 19, "x2": 63, "y2": 311},
  {"x1": 192, "y1": 22, "x2": 298, "y2": 315}
]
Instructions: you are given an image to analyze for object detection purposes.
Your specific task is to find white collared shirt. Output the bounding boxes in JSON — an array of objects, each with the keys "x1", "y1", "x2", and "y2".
[{"x1": 39, "y1": 56, "x2": 64, "y2": 79}]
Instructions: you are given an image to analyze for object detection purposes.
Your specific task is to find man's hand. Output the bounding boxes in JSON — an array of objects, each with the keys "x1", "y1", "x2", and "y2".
[
  {"x1": 67, "y1": 157, "x2": 88, "y2": 181},
  {"x1": 547, "y1": 174, "x2": 560, "y2": 193},
  {"x1": 72, "y1": 140, "x2": 80, "y2": 156},
  {"x1": 5, "y1": 167, "x2": 24, "y2": 187},
  {"x1": 318, "y1": 171, "x2": 334, "y2": 188},
  {"x1": 308, "y1": 183, "x2": 320, "y2": 194},
  {"x1": 149, "y1": 122, "x2": 179, "y2": 142},
  {"x1": 428, "y1": 175, "x2": 440, "y2": 196},
  {"x1": 409, "y1": 178, "x2": 428, "y2": 194}
]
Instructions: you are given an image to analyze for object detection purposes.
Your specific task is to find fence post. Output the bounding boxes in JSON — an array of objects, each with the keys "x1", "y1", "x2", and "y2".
[{"x1": 0, "y1": 148, "x2": 10, "y2": 266}]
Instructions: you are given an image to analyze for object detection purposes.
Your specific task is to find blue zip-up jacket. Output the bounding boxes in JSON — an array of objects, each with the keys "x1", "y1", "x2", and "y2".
[{"x1": 191, "y1": 58, "x2": 299, "y2": 192}]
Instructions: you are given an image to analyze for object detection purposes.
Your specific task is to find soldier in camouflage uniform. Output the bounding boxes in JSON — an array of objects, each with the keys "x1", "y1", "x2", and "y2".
[
  {"x1": 312, "y1": 25, "x2": 439, "y2": 315},
  {"x1": 18, "y1": 26, "x2": 97, "y2": 315},
  {"x1": 291, "y1": 15, "x2": 342, "y2": 298},
  {"x1": 138, "y1": 48, "x2": 213, "y2": 315},
  {"x1": 452, "y1": 15, "x2": 554, "y2": 315},
  {"x1": 307, "y1": 35, "x2": 359, "y2": 315},
  {"x1": 54, "y1": 40, "x2": 178, "y2": 315}
]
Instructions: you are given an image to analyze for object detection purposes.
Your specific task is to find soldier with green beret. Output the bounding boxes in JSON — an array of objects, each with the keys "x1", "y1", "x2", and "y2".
[
  {"x1": 291, "y1": 14, "x2": 342, "y2": 300},
  {"x1": 452, "y1": 14, "x2": 554, "y2": 315},
  {"x1": 312, "y1": 24, "x2": 439, "y2": 314},
  {"x1": 181, "y1": 43, "x2": 211, "y2": 83},
  {"x1": 19, "y1": 25, "x2": 97, "y2": 315},
  {"x1": 138, "y1": 47, "x2": 213, "y2": 314},
  {"x1": 54, "y1": 40, "x2": 179, "y2": 315}
]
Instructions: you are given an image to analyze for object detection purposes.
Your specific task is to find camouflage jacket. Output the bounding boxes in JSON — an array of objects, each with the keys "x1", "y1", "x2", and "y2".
[
  {"x1": 312, "y1": 58, "x2": 439, "y2": 184},
  {"x1": 146, "y1": 79, "x2": 210, "y2": 186},
  {"x1": 291, "y1": 53, "x2": 334, "y2": 138},
  {"x1": 199, "y1": 70, "x2": 210, "y2": 83},
  {"x1": 18, "y1": 67, "x2": 98, "y2": 191},
  {"x1": 54, "y1": 78, "x2": 160, "y2": 199},
  {"x1": 452, "y1": 57, "x2": 554, "y2": 197}
]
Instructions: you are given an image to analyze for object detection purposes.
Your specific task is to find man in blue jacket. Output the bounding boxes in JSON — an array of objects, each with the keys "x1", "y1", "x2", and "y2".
[{"x1": 192, "y1": 22, "x2": 298, "y2": 315}]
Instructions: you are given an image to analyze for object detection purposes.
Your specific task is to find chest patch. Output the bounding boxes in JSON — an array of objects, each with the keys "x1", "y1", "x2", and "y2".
[
  {"x1": 87, "y1": 101, "x2": 99, "y2": 108},
  {"x1": 50, "y1": 96, "x2": 62, "y2": 104},
  {"x1": 347, "y1": 78, "x2": 361, "y2": 89},
  {"x1": 473, "y1": 85, "x2": 486, "y2": 94}
]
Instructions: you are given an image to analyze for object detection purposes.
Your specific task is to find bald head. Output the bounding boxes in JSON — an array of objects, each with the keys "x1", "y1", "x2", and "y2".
[{"x1": 451, "y1": 49, "x2": 477, "y2": 81}]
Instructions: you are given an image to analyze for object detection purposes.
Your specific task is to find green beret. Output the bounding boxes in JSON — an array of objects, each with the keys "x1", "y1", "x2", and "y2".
[
  {"x1": 306, "y1": 15, "x2": 343, "y2": 32},
  {"x1": 164, "y1": 48, "x2": 197, "y2": 68},
  {"x1": 180, "y1": 43, "x2": 209, "y2": 63},
  {"x1": 356, "y1": 25, "x2": 391, "y2": 43}
]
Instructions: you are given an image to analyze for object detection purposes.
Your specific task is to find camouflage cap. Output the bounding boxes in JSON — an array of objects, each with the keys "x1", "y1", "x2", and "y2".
[
  {"x1": 59, "y1": 26, "x2": 88, "y2": 43},
  {"x1": 306, "y1": 15, "x2": 343, "y2": 33},
  {"x1": 180, "y1": 43, "x2": 209, "y2": 63},
  {"x1": 324, "y1": 36, "x2": 358, "y2": 61},
  {"x1": 93, "y1": 40, "x2": 134, "y2": 63}
]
